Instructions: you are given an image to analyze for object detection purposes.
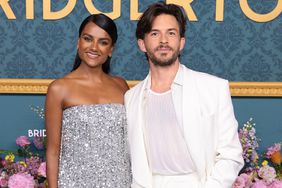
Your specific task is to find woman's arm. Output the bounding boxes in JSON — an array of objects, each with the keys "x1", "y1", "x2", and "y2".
[{"x1": 45, "y1": 80, "x2": 65, "y2": 188}]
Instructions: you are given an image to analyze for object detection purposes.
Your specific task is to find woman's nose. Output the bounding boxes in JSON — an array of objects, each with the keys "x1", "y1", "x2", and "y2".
[{"x1": 90, "y1": 40, "x2": 98, "y2": 50}]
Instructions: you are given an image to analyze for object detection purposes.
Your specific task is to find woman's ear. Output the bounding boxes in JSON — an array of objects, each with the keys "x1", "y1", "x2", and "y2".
[
  {"x1": 77, "y1": 39, "x2": 80, "y2": 50},
  {"x1": 108, "y1": 45, "x2": 114, "y2": 57}
]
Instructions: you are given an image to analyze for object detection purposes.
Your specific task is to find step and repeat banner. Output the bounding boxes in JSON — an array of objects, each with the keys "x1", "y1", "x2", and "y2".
[{"x1": 0, "y1": 0, "x2": 281, "y2": 151}]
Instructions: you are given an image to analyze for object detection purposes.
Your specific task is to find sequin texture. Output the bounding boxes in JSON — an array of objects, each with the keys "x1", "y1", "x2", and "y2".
[{"x1": 58, "y1": 104, "x2": 131, "y2": 187}]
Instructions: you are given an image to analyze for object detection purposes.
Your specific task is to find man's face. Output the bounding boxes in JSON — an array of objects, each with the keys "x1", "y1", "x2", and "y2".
[{"x1": 138, "y1": 14, "x2": 185, "y2": 67}]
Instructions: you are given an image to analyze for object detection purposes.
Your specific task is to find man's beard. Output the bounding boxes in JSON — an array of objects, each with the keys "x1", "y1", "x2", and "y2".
[{"x1": 146, "y1": 45, "x2": 180, "y2": 67}]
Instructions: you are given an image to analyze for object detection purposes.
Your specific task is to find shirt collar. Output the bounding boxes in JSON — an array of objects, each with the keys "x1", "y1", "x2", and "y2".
[
  {"x1": 173, "y1": 64, "x2": 183, "y2": 86},
  {"x1": 145, "y1": 63, "x2": 184, "y2": 90}
]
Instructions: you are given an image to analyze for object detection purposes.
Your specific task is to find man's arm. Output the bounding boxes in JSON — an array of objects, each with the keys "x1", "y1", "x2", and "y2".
[{"x1": 205, "y1": 80, "x2": 244, "y2": 188}]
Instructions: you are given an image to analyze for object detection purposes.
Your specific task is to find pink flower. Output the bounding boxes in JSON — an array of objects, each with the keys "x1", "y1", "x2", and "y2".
[
  {"x1": 38, "y1": 162, "x2": 46, "y2": 177},
  {"x1": 251, "y1": 180, "x2": 267, "y2": 188},
  {"x1": 16, "y1": 136, "x2": 31, "y2": 147},
  {"x1": 8, "y1": 173, "x2": 35, "y2": 188},
  {"x1": 33, "y1": 136, "x2": 44, "y2": 150},
  {"x1": 266, "y1": 143, "x2": 281, "y2": 158},
  {"x1": 0, "y1": 159, "x2": 7, "y2": 167},
  {"x1": 240, "y1": 173, "x2": 253, "y2": 188},
  {"x1": 232, "y1": 176, "x2": 245, "y2": 188},
  {"x1": 233, "y1": 173, "x2": 253, "y2": 188},
  {"x1": 0, "y1": 177, "x2": 8, "y2": 187},
  {"x1": 258, "y1": 165, "x2": 276, "y2": 183},
  {"x1": 268, "y1": 179, "x2": 282, "y2": 188}
]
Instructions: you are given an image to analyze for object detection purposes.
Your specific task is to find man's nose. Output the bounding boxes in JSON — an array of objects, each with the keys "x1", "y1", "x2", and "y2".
[{"x1": 160, "y1": 34, "x2": 168, "y2": 44}]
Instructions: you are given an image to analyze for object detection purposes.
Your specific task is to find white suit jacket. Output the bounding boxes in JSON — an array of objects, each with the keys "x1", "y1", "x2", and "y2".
[{"x1": 124, "y1": 65, "x2": 244, "y2": 188}]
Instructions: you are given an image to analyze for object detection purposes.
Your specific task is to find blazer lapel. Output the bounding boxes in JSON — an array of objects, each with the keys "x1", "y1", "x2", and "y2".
[
  {"x1": 182, "y1": 67, "x2": 206, "y2": 177},
  {"x1": 129, "y1": 75, "x2": 153, "y2": 188}
]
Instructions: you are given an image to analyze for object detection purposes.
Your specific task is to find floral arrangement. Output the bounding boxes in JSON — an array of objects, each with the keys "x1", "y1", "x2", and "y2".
[
  {"x1": 0, "y1": 106, "x2": 46, "y2": 188},
  {"x1": 233, "y1": 118, "x2": 282, "y2": 188},
  {"x1": 1, "y1": 106, "x2": 281, "y2": 188},
  {"x1": 0, "y1": 135, "x2": 46, "y2": 188}
]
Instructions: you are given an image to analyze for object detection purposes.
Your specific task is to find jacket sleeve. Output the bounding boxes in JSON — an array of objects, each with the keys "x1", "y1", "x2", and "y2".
[{"x1": 204, "y1": 80, "x2": 244, "y2": 188}]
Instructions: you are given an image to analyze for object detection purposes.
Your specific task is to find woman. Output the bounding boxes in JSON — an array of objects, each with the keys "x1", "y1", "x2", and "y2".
[{"x1": 45, "y1": 14, "x2": 131, "y2": 188}]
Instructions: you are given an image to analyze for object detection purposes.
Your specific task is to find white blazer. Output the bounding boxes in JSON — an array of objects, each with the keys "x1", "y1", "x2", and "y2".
[{"x1": 125, "y1": 65, "x2": 244, "y2": 188}]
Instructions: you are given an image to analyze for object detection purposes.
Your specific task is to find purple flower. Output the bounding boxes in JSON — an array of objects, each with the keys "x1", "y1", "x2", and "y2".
[
  {"x1": 11, "y1": 161, "x2": 27, "y2": 174},
  {"x1": 16, "y1": 136, "x2": 31, "y2": 147},
  {"x1": 251, "y1": 180, "x2": 267, "y2": 188},
  {"x1": 236, "y1": 119, "x2": 281, "y2": 188},
  {"x1": 37, "y1": 162, "x2": 46, "y2": 177},
  {"x1": 238, "y1": 118, "x2": 260, "y2": 168},
  {"x1": 33, "y1": 136, "x2": 44, "y2": 150},
  {"x1": 8, "y1": 173, "x2": 35, "y2": 188},
  {"x1": 25, "y1": 156, "x2": 42, "y2": 176}
]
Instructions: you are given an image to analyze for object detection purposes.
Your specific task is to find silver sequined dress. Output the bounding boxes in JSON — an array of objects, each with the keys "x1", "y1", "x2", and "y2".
[{"x1": 58, "y1": 104, "x2": 131, "y2": 188}]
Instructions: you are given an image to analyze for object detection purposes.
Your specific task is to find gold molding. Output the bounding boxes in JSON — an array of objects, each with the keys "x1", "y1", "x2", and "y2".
[
  {"x1": 1, "y1": 79, "x2": 282, "y2": 96},
  {"x1": 229, "y1": 82, "x2": 282, "y2": 97},
  {"x1": 0, "y1": 79, "x2": 52, "y2": 94}
]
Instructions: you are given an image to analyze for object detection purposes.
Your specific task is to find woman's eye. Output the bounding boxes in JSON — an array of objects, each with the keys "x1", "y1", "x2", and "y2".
[
  {"x1": 100, "y1": 41, "x2": 110, "y2": 46},
  {"x1": 82, "y1": 36, "x2": 92, "y2": 42}
]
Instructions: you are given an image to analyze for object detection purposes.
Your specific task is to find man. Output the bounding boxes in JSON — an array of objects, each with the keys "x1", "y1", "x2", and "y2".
[{"x1": 125, "y1": 2, "x2": 244, "y2": 188}]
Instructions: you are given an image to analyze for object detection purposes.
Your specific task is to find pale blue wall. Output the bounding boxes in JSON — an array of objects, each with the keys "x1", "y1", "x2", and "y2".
[
  {"x1": 233, "y1": 97, "x2": 282, "y2": 153},
  {"x1": 0, "y1": 95, "x2": 45, "y2": 150},
  {"x1": 0, "y1": 95, "x2": 281, "y2": 154}
]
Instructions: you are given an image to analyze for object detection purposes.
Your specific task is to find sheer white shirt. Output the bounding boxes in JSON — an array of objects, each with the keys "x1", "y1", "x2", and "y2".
[{"x1": 144, "y1": 66, "x2": 196, "y2": 175}]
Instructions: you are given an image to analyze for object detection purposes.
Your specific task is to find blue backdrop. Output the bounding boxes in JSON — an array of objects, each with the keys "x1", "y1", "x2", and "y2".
[
  {"x1": 0, "y1": 0, "x2": 281, "y2": 80},
  {"x1": 0, "y1": 95, "x2": 281, "y2": 155},
  {"x1": 0, "y1": 1, "x2": 281, "y2": 155}
]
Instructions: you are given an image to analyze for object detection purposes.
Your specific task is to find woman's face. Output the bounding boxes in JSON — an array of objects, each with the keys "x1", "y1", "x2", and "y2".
[{"x1": 77, "y1": 22, "x2": 113, "y2": 69}]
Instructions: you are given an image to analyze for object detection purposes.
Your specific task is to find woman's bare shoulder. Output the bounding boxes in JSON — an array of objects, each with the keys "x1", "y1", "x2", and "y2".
[
  {"x1": 47, "y1": 73, "x2": 76, "y2": 96},
  {"x1": 111, "y1": 76, "x2": 129, "y2": 92}
]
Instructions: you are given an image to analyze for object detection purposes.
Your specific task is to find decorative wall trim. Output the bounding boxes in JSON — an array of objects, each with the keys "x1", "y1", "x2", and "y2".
[
  {"x1": 0, "y1": 79, "x2": 52, "y2": 94},
  {"x1": 1, "y1": 79, "x2": 282, "y2": 96},
  {"x1": 229, "y1": 82, "x2": 282, "y2": 97}
]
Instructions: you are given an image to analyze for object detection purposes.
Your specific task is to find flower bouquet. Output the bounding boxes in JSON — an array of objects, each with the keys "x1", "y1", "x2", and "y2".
[
  {"x1": 0, "y1": 135, "x2": 46, "y2": 188},
  {"x1": 233, "y1": 118, "x2": 282, "y2": 188}
]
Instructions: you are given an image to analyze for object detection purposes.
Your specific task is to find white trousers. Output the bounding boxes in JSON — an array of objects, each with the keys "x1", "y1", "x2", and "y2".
[{"x1": 152, "y1": 173, "x2": 200, "y2": 188}]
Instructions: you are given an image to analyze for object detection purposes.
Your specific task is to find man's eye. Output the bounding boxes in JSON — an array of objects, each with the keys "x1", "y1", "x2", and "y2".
[
  {"x1": 169, "y1": 32, "x2": 176, "y2": 36},
  {"x1": 151, "y1": 32, "x2": 158, "y2": 37}
]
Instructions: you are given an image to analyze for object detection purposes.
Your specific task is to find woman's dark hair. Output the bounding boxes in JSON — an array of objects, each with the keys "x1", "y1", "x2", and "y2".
[
  {"x1": 136, "y1": 2, "x2": 187, "y2": 40},
  {"x1": 72, "y1": 14, "x2": 118, "y2": 73}
]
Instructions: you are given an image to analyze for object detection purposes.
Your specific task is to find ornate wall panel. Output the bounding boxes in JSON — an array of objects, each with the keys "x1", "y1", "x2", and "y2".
[{"x1": 0, "y1": 0, "x2": 281, "y2": 81}]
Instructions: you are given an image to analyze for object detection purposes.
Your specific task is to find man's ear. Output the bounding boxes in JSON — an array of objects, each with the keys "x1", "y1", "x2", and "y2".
[
  {"x1": 137, "y1": 39, "x2": 147, "y2": 53},
  {"x1": 180, "y1": 37, "x2": 185, "y2": 51}
]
